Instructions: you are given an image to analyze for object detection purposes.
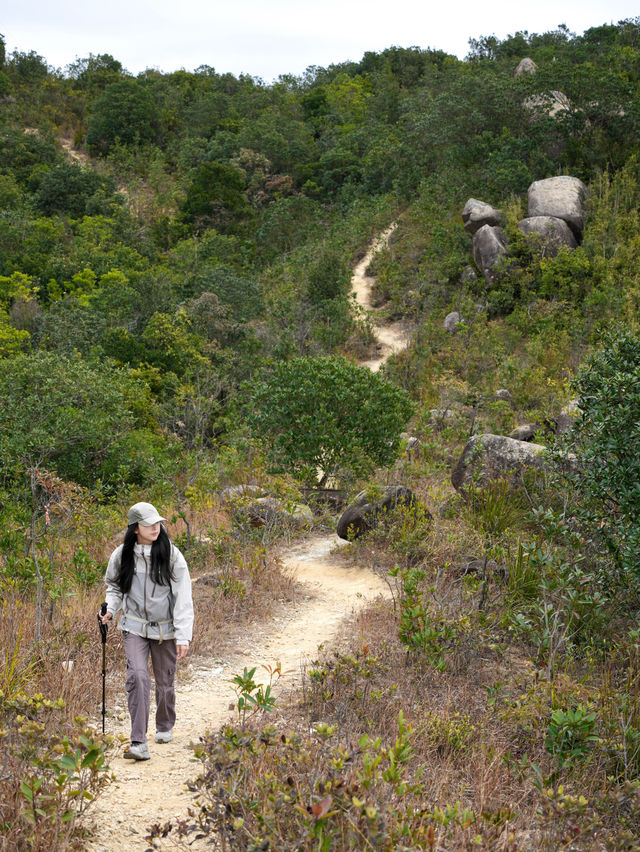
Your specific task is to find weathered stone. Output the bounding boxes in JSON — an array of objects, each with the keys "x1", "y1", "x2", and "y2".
[
  {"x1": 220, "y1": 484, "x2": 265, "y2": 501},
  {"x1": 515, "y1": 57, "x2": 537, "y2": 76},
  {"x1": 517, "y1": 215, "x2": 577, "y2": 255},
  {"x1": 336, "y1": 485, "x2": 421, "y2": 541},
  {"x1": 495, "y1": 389, "x2": 514, "y2": 404},
  {"x1": 244, "y1": 497, "x2": 313, "y2": 528},
  {"x1": 462, "y1": 199, "x2": 504, "y2": 236},
  {"x1": 509, "y1": 423, "x2": 540, "y2": 442},
  {"x1": 443, "y1": 311, "x2": 463, "y2": 333},
  {"x1": 460, "y1": 265, "x2": 477, "y2": 284},
  {"x1": 451, "y1": 433, "x2": 547, "y2": 494},
  {"x1": 462, "y1": 556, "x2": 507, "y2": 581},
  {"x1": 554, "y1": 399, "x2": 581, "y2": 434},
  {"x1": 472, "y1": 225, "x2": 509, "y2": 283},
  {"x1": 523, "y1": 90, "x2": 572, "y2": 119},
  {"x1": 528, "y1": 176, "x2": 587, "y2": 238}
]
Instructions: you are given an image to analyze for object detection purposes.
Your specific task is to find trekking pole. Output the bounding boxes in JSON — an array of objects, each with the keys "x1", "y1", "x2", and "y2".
[{"x1": 97, "y1": 602, "x2": 108, "y2": 733}]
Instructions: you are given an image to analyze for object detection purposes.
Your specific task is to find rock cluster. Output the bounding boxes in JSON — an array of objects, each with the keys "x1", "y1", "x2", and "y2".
[{"x1": 464, "y1": 175, "x2": 587, "y2": 282}]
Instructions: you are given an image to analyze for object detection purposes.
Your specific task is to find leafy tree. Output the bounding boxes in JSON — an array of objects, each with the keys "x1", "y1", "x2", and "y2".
[
  {"x1": 179, "y1": 161, "x2": 250, "y2": 234},
  {"x1": 66, "y1": 53, "x2": 124, "y2": 92},
  {"x1": 246, "y1": 356, "x2": 413, "y2": 483},
  {"x1": 0, "y1": 351, "x2": 144, "y2": 488},
  {"x1": 86, "y1": 79, "x2": 160, "y2": 154},
  {"x1": 33, "y1": 162, "x2": 114, "y2": 218},
  {"x1": 566, "y1": 330, "x2": 640, "y2": 576}
]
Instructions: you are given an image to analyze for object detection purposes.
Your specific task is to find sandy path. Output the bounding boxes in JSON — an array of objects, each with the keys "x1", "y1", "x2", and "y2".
[
  {"x1": 84, "y1": 536, "x2": 390, "y2": 850},
  {"x1": 351, "y1": 224, "x2": 411, "y2": 372}
]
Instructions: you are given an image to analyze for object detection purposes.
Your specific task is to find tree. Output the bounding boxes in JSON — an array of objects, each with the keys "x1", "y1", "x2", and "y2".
[
  {"x1": 566, "y1": 330, "x2": 640, "y2": 576},
  {"x1": 0, "y1": 351, "x2": 141, "y2": 488},
  {"x1": 245, "y1": 356, "x2": 413, "y2": 484},
  {"x1": 33, "y1": 162, "x2": 113, "y2": 217},
  {"x1": 86, "y1": 79, "x2": 160, "y2": 154},
  {"x1": 179, "y1": 161, "x2": 250, "y2": 234}
]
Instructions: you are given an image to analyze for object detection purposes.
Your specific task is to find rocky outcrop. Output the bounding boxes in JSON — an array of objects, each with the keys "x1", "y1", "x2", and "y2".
[
  {"x1": 462, "y1": 199, "x2": 504, "y2": 235},
  {"x1": 517, "y1": 215, "x2": 578, "y2": 255},
  {"x1": 515, "y1": 57, "x2": 537, "y2": 76},
  {"x1": 463, "y1": 176, "x2": 586, "y2": 277},
  {"x1": 523, "y1": 90, "x2": 572, "y2": 119},
  {"x1": 443, "y1": 311, "x2": 463, "y2": 333},
  {"x1": 451, "y1": 433, "x2": 547, "y2": 494},
  {"x1": 336, "y1": 485, "x2": 420, "y2": 540},
  {"x1": 528, "y1": 176, "x2": 587, "y2": 238},
  {"x1": 472, "y1": 225, "x2": 509, "y2": 283}
]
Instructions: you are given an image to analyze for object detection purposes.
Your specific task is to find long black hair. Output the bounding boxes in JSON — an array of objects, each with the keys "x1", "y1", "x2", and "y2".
[{"x1": 115, "y1": 524, "x2": 174, "y2": 593}]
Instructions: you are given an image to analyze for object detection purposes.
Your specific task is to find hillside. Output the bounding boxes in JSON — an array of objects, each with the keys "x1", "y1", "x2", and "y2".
[{"x1": 2, "y1": 20, "x2": 640, "y2": 850}]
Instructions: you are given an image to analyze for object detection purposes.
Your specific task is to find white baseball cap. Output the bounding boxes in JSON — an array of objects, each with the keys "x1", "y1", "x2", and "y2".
[{"x1": 127, "y1": 502, "x2": 166, "y2": 527}]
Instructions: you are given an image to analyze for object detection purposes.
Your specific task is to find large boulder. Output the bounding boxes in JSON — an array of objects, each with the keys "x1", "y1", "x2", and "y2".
[
  {"x1": 528, "y1": 176, "x2": 587, "y2": 238},
  {"x1": 517, "y1": 215, "x2": 578, "y2": 256},
  {"x1": 336, "y1": 485, "x2": 420, "y2": 541},
  {"x1": 451, "y1": 434, "x2": 547, "y2": 494},
  {"x1": 523, "y1": 90, "x2": 572, "y2": 119},
  {"x1": 472, "y1": 225, "x2": 509, "y2": 283},
  {"x1": 462, "y1": 199, "x2": 504, "y2": 236},
  {"x1": 515, "y1": 57, "x2": 538, "y2": 76}
]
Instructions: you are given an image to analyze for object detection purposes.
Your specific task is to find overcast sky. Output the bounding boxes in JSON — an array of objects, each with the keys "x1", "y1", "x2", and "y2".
[{"x1": 3, "y1": 0, "x2": 639, "y2": 82}]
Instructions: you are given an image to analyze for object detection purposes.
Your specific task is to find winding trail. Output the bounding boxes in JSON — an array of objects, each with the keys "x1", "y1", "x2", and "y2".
[
  {"x1": 84, "y1": 228, "x2": 403, "y2": 850},
  {"x1": 351, "y1": 224, "x2": 411, "y2": 372}
]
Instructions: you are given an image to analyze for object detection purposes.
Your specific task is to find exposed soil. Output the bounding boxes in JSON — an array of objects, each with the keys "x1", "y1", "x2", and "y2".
[
  {"x1": 350, "y1": 224, "x2": 412, "y2": 372},
  {"x1": 83, "y1": 229, "x2": 403, "y2": 849}
]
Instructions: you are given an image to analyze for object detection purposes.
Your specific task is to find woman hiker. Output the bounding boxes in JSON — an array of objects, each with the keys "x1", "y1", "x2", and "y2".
[{"x1": 99, "y1": 502, "x2": 194, "y2": 760}]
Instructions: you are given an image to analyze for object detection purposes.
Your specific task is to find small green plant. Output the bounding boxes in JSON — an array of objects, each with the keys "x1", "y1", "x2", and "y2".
[
  {"x1": 392, "y1": 564, "x2": 460, "y2": 670},
  {"x1": 545, "y1": 705, "x2": 599, "y2": 768},
  {"x1": 230, "y1": 663, "x2": 281, "y2": 727}
]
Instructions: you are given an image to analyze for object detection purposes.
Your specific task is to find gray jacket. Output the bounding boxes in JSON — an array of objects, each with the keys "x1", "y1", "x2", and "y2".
[{"x1": 105, "y1": 542, "x2": 193, "y2": 644}]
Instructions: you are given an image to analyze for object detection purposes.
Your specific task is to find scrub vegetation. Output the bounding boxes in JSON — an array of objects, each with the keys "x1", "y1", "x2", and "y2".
[{"x1": 2, "y1": 19, "x2": 640, "y2": 849}]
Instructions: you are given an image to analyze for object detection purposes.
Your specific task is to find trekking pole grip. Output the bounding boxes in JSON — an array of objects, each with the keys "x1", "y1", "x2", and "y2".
[{"x1": 98, "y1": 602, "x2": 108, "y2": 642}]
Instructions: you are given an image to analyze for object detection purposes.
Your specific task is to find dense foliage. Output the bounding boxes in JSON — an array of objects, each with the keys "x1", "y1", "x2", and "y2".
[{"x1": 3, "y1": 19, "x2": 640, "y2": 849}]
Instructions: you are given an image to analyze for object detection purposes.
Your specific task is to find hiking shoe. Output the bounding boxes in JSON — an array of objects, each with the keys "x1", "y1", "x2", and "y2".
[
  {"x1": 124, "y1": 741, "x2": 150, "y2": 760},
  {"x1": 155, "y1": 729, "x2": 173, "y2": 744}
]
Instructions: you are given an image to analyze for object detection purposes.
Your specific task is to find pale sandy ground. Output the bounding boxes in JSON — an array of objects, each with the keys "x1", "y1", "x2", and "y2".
[
  {"x1": 83, "y1": 229, "x2": 407, "y2": 849},
  {"x1": 350, "y1": 223, "x2": 412, "y2": 372}
]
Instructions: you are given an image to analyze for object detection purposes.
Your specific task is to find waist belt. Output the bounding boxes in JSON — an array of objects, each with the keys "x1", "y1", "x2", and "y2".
[{"x1": 124, "y1": 614, "x2": 172, "y2": 642}]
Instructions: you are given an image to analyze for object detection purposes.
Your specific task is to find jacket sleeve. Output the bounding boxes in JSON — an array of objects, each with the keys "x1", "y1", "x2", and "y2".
[
  {"x1": 170, "y1": 546, "x2": 194, "y2": 645},
  {"x1": 105, "y1": 545, "x2": 124, "y2": 618}
]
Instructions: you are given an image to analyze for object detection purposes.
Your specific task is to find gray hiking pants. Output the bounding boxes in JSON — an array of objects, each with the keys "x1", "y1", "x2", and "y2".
[{"x1": 123, "y1": 632, "x2": 177, "y2": 743}]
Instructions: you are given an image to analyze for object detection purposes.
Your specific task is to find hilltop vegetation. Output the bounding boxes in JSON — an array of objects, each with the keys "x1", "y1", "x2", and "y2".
[{"x1": 2, "y1": 19, "x2": 640, "y2": 849}]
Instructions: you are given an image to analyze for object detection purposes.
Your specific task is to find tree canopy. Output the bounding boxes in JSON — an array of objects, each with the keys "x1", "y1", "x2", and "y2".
[{"x1": 245, "y1": 356, "x2": 414, "y2": 483}]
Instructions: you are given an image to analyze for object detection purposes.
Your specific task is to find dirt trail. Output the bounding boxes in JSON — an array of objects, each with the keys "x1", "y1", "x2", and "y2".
[
  {"x1": 84, "y1": 228, "x2": 405, "y2": 848},
  {"x1": 351, "y1": 223, "x2": 411, "y2": 372},
  {"x1": 85, "y1": 536, "x2": 389, "y2": 850}
]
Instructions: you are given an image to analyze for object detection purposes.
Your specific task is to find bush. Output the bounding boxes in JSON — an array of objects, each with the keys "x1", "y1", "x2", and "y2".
[{"x1": 566, "y1": 329, "x2": 640, "y2": 578}]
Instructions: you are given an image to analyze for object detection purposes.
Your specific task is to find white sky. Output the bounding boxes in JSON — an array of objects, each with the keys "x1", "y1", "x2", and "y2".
[{"x1": 3, "y1": 0, "x2": 639, "y2": 82}]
